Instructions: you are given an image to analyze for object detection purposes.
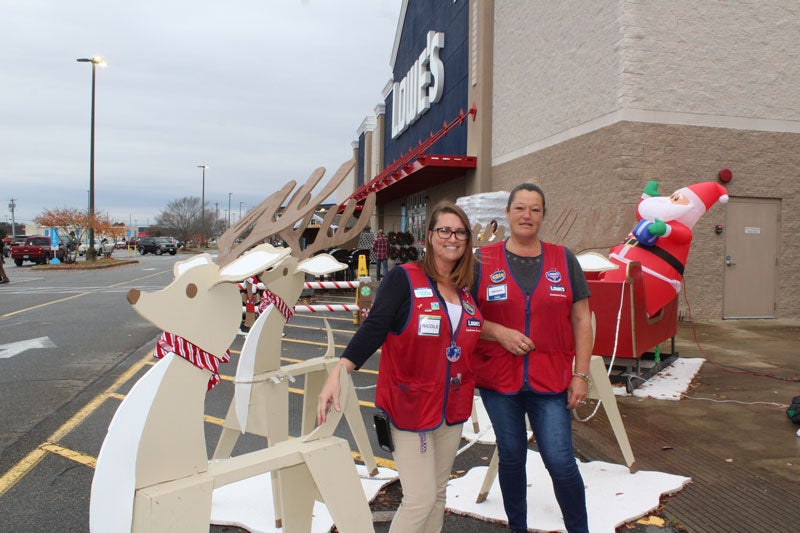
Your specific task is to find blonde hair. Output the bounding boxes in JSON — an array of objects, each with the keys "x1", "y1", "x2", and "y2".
[{"x1": 422, "y1": 202, "x2": 475, "y2": 289}]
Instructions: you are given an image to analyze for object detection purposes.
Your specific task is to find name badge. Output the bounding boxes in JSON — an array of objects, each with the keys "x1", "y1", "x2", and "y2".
[
  {"x1": 487, "y1": 284, "x2": 508, "y2": 302},
  {"x1": 418, "y1": 315, "x2": 441, "y2": 336},
  {"x1": 414, "y1": 287, "x2": 434, "y2": 298}
]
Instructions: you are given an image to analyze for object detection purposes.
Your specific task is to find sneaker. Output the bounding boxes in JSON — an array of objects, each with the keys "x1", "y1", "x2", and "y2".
[{"x1": 0, "y1": 279, "x2": 9, "y2": 284}]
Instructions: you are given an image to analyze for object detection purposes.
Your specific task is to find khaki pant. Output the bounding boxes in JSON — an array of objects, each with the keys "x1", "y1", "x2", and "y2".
[{"x1": 389, "y1": 422, "x2": 463, "y2": 533}]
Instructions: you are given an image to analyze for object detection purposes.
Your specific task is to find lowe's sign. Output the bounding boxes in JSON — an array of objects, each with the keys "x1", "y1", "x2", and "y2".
[{"x1": 390, "y1": 31, "x2": 445, "y2": 139}]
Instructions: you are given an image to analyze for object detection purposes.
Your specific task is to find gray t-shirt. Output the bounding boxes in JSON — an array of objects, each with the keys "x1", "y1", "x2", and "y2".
[{"x1": 471, "y1": 245, "x2": 591, "y2": 302}]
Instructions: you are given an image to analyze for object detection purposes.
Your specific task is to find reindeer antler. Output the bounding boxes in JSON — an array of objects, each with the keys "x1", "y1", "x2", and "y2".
[
  {"x1": 215, "y1": 160, "x2": 375, "y2": 266},
  {"x1": 279, "y1": 193, "x2": 376, "y2": 260}
]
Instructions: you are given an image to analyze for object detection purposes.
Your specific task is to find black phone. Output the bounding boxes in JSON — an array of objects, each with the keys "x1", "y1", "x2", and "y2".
[{"x1": 373, "y1": 411, "x2": 394, "y2": 452}]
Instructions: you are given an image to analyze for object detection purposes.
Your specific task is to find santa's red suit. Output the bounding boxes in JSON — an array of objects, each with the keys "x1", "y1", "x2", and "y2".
[{"x1": 600, "y1": 181, "x2": 728, "y2": 316}]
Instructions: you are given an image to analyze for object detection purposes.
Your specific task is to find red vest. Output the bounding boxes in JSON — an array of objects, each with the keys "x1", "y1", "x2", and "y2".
[
  {"x1": 376, "y1": 263, "x2": 483, "y2": 431},
  {"x1": 474, "y1": 241, "x2": 575, "y2": 393}
]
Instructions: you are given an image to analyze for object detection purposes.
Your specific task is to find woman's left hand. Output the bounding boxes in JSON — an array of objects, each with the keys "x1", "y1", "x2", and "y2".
[{"x1": 566, "y1": 375, "x2": 590, "y2": 410}]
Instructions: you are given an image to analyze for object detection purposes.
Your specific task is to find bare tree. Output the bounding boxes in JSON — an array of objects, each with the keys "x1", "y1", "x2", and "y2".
[{"x1": 155, "y1": 196, "x2": 202, "y2": 244}]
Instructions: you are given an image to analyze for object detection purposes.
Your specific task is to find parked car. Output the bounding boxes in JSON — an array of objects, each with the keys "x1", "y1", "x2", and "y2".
[
  {"x1": 10, "y1": 236, "x2": 65, "y2": 266},
  {"x1": 78, "y1": 238, "x2": 115, "y2": 257},
  {"x1": 137, "y1": 237, "x2": 177, "y2": 255}
]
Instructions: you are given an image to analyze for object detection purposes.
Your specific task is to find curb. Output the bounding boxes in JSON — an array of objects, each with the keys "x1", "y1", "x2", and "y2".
[{"x1": 31, "y1": 259, "x2": 140, "y2": 271}]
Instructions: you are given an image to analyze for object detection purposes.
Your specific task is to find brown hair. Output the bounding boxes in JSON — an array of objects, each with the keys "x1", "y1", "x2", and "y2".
[
  {"x1": 422, "y1": 201, "x2": 475, "y2": 289},
  {"x1": 506, "y1": 182, "x2": 546, "y2": 215}
]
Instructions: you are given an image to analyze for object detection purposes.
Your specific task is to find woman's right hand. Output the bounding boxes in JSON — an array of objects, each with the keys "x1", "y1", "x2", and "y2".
[
  {"x1": 316, "y1": 370, "x2": 342, "y2": 425},
  {"x1": 317, "y1": 359, "x2": 355, "y2": 425},
  {"x1": 482, "y1": 320, "x2": 534, "y2": 356}
]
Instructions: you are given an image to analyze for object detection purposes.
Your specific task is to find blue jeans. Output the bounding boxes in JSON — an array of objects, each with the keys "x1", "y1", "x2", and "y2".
[
  {"x1": 376, "y1": 257, "x2": 388, "y2": 280},
  {"x1": 480, "y1": 388, "x2": 588, "y2": 533}
]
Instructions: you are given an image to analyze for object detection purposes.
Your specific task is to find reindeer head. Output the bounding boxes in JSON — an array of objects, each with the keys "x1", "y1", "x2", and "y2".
[
  {"x1": 126, "y1": 245, "x2": 290, "y2": 356},
  {"x1": 215, "y1": 160, "x2": 376, "y2": 307}
]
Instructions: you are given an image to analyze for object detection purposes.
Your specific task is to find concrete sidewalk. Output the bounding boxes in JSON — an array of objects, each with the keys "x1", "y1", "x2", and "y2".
[{"x1": 572, "y1": 319, "x2": 800, "y2": 532}]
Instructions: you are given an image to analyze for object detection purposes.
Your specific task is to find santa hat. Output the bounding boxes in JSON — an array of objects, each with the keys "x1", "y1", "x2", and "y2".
[{"x1": 678, "y1": 182, "x2": 729, "y2": 227}]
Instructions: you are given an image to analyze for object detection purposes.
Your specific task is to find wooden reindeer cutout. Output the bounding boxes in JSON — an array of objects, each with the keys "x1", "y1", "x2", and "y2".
[
  {"x1": 90, "y1": 163, "x2": 376, "y2": 533},
  {"x1": 210, "y1": 162, "x2": 378, "y2": 525}
]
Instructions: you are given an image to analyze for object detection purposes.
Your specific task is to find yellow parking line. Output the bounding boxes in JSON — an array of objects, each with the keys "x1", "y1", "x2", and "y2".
[
  {"x1": 0, "y1": 448, "x2": 49, "y2": 496},
  {"x1": 2, "y1": 292, "x2": 89, "y2": 318},
  {"x1": 287, "y1": 323, "x2": 355, "y2": 335},
  {"x1": 0, "y1": 353, "x2": 151, "y2": 496},
  {"x1": 0, "y1": 335, "x2": 382, "y2": 496},
  {"x1": 40, "y1": 442, "x2": 97, "y2": 468},
  {"x1": 283, "y1": 337, "x2": 348, "y2": 350},
  {"x1": 2, "y1": 268, "x2": 171, "y2": 318}
]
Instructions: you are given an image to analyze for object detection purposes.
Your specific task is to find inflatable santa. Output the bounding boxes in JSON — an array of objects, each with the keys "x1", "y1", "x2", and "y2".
[{"x1": 600, "y1": 181, "x2": 728, "y2": 316}]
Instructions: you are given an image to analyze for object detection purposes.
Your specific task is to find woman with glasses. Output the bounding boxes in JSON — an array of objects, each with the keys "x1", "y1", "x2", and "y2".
[
  {"x1": 318, "y1": 201, "x2": 482, "y2": 532},
  {"x1": 471, "y1": 183, "x2": 592, "y2": 533}
]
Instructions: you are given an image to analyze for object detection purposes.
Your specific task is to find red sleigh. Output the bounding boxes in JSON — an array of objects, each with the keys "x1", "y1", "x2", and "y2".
[{"x1": 583, "y1": 257, "x2": 679, "y2": 392}]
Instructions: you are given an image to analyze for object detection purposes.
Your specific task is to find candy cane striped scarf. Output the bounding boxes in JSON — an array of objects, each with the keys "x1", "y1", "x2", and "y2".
[
  {"x1": 154, "y1": 331, "x2": 230, "y2": 390},
  {"x1": 258, "y1": 288, "x2": 294, "y2": 321}
]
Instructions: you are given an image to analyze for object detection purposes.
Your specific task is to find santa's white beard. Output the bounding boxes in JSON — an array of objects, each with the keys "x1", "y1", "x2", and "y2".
[{"x1": 638, "y1": 196, "x2": 703, "y2": 227}]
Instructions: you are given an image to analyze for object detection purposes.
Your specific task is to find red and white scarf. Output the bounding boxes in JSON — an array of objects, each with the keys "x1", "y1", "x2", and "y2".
[
  {"x1": 154, "y1": 331, "x2": 230, "y2": 390},
  {"x1": 257, "y1": 288, "x2": 294, "y2": 321}
]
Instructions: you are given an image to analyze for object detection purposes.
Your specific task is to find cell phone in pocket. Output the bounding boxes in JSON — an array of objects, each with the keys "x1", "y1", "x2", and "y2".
[{"x1": 373, "y1": 411, "x2": 394, "y2": 452}]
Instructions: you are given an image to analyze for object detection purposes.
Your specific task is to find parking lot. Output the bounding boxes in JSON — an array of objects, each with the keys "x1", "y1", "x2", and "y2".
[{"x1": 0, "y1": 256, "x2": 502, "y2": 531}]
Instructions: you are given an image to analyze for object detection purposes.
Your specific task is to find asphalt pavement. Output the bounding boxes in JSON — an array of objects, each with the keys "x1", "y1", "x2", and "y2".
[{"x1": 2, "y1": 256, "x2": 796, "y2": 532}]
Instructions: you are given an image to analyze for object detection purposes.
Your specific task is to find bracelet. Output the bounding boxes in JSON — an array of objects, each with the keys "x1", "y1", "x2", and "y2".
[{"x1": 572, "y1": 372, "x2": 590, "y2": 384}]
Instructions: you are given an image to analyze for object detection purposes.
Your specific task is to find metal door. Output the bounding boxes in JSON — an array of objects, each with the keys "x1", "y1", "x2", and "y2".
[{"x1": 723, "y1": 197, "x2": 780, "y2": 318}]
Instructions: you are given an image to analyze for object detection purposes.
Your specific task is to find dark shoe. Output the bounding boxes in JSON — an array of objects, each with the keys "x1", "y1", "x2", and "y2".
[{"x1": 0, "y1": 279, "x2": 9, "y2": 284}]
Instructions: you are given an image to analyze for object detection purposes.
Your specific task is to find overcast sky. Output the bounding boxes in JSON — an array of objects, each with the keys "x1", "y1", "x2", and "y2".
[{"x1": 1, "y1": 0, "x2": 401, "y2": 229}]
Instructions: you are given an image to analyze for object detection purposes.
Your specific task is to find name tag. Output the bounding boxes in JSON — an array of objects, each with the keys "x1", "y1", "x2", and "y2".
[
  {"x1": 414, "y1": 287, "x2": 434, "y2": 298},
  {"x1": 487, "y1": 284, "x2": 507, "y2": 302},
  {"x1": 418, "y1": 315, "x2": 441, "y2": 336}
]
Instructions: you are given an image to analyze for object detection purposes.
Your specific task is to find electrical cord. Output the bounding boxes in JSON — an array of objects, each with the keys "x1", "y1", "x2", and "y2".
[{"x1": 682, "y1": 280, "x2": 800, "y2": 383}]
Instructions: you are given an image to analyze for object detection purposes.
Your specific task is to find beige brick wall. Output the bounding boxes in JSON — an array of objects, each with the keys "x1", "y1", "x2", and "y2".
[
  {"x1": 620, "y1": 0, "x2": 800, "y2": 120},
  {"x1": 492, "y1": 0, "x2": 622, "y2": 160},
  {"x1": 492, "y1": 121, "x2": 800, "y2": 319}
]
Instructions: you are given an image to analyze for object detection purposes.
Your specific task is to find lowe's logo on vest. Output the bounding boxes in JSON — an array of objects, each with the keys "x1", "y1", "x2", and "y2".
[{"x1": 391, "y1": 31, "x2": 445, "y2": 139}]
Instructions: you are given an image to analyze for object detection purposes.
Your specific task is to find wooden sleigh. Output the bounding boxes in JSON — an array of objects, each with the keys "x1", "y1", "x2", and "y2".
[{"x1": 582, "y1": 254, "x2": 680, "y2": 393}]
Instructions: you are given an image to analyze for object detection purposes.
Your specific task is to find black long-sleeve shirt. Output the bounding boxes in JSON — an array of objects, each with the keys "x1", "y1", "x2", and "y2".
[{"x1": 341, "y1": 265, "x2": 413, "y2": 369}]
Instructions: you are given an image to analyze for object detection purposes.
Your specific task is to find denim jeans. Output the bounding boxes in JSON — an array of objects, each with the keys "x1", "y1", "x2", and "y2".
[
  {"x1": 480, "y1": 388, "x2": 588, "y2": 533},
  {"x1": 376, "y1": 257, "x2": 388, "y2": 280}
]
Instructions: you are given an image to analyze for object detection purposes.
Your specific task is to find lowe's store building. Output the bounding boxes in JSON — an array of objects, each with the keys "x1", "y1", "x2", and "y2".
[{"x1": 341, "y1": 0, "x2": 800, "y2": 321}]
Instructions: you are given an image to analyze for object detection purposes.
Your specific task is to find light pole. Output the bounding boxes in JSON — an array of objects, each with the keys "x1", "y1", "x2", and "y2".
[
  {"x1": 77, "y1": 56, "x2": 105, "y2": 262},
  {"x1": 8, "y1": 198, "x2": 16, "y2": 239},
  {"x1": 198, "y1": 165, "x2": 208, "y2": 247},
  {"x1": 239, "y1": 201, "x2": 244, "y2": 218},
  {"x1": 227, "y1": 192, "x2": 232, "y2": 229}
]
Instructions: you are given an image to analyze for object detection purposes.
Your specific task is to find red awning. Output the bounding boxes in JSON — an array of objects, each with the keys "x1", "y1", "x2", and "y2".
[
  {"x1": 351, "y1": 154, "x2": 476, "y2": 204},
  {"x1": 339, "y1": 105, "x2": 478, "y2": 210}
]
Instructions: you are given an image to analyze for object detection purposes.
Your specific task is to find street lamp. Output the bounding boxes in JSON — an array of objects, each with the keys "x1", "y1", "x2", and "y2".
[
  {"x1": 77, "y1": 56, "x2": 105, "y2": 262},
  {"x1": 227, "y1": 192, "x2": 232, "y2": 229},
  {"x1": 239, "y1": 201, "x2": 244, "y2": 218},
  {"x1": 198, "y1": 165, "x2": 208, "y2": 247}
]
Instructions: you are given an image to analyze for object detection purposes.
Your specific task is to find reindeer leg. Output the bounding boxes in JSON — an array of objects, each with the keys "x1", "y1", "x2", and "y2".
[
  {"x1": 341, "y1": 370, "x2": 378, "y2": 476},
  {"x1": 302, "y1": 438, "x2": 375, "y2": 532},
  {"x1": 212, "y1": 400, "x2": 241, "y2": 459},
  {"x1": 277, "y1": 465, "x2": 316, "y2": 533},
  {"x1": 301, "y1": 369, "x2": 327, "y2": 436}
]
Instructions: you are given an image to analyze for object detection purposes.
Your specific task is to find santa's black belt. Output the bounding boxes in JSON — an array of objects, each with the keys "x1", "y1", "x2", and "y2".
[{"x1": 622, "y1": 238, "x2": 685, "y2": 275}]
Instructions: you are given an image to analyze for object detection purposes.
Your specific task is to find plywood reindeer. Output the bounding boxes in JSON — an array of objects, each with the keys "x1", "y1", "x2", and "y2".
[
  {"x1": 90, "y1": 162, "x2": 375, "y2": 533},
  {"x1": 211, "y1": 162, "x2": 379, "y2": 526}
]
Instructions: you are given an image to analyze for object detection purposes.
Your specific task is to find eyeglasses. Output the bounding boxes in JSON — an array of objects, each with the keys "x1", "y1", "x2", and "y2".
[{"x1": 433, "y1": 227, "x2": 469, "y2": 240}]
